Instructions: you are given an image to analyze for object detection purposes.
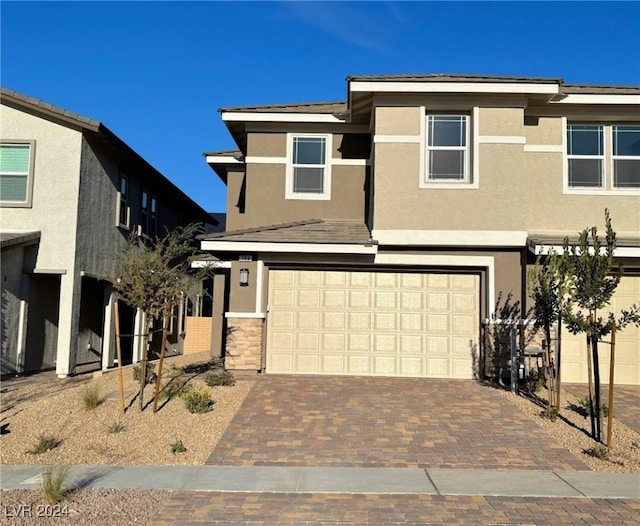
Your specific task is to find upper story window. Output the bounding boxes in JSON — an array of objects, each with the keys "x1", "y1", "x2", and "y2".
[
  {"x1": 613, "y1": 125, "x2": 640, "y2": 188},
  {"x1": 140, "y1": 190, "x2": 157, "y2": 237},
  {"x1": 566, "y1": 123, "x2": 640, "y2": 192},
  {"x1": 426, "y1": 115, "x2": 470, "y2": 182},
  {"x1": 286, "y1": 134, "x2": 331, "y2": 199},
  {"x1": 116, "y1": 175, "x2": 130, "y2": 228},
  {"x1": 0, "y1": 141, "x2": 35, "y2": 207},
  {"x1": 567, "y1": 124, "x2": 604, "y2": 188}
]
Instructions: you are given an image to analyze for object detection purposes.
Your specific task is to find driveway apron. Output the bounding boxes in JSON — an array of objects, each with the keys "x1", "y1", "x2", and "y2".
[{"x1": 206, "y1": 376, "x2": 587, "y2": 470}]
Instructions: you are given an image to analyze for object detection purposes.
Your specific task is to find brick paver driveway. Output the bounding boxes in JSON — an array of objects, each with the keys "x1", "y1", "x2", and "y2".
[{"x1": 206, "y1": 376, "x2": 587, "y2": 471}]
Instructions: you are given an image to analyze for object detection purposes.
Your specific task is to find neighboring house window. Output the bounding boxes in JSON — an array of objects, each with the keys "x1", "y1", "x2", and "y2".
[
  {"x1": 116, "y1": 175, "x2": 130, "y2": 228},
  {"x1": 566, "y1": 123, "x2": 640, "y2": 192},
  {"x1": 286, "y1": 134, "x2": 331, "y2": 199},
  {"x1": 567, "y1": 124, "x2": 604, "y2": 188},
  {"x1": 0, "y1": 141, "x2": 35, "y2": 207},
  {"x1": 426, "y1": 115, "x2": 470, "y2": 182},
  {"x1": 612, "y1": 125, "x2": 640, "y2": 188},
  {"x1": 140, "y1": 190, "x2": 157, "y2": 237}
]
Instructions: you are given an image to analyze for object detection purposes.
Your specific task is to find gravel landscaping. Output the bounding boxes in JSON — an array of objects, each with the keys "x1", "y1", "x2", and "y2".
[{"x1": 1, "y1": 352, "x2": 254, "y2": 466}]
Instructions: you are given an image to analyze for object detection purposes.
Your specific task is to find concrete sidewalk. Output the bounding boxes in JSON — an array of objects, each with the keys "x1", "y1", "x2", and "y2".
[{"x1": 2, "y1": 465, "x2": 638, "y2": 499}]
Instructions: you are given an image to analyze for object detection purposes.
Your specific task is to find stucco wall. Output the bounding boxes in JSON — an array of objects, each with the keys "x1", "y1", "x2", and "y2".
[{"x1": 371, "y1": 101, "x2": 640, "y2": 236}]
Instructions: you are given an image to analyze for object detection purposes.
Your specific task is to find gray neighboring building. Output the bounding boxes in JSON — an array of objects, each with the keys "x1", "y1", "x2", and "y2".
[{"x1": 1, "y1": 88, "x2": 215, "y2": 377}]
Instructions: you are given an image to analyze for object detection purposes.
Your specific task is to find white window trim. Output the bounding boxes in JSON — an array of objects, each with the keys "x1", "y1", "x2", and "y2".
[
  {"x1": 563, "y1": 119, "x2": 640, "y2": 196},
  {"x1": 420, "y1": 108, "x2": 479, "y2": 189},
  {"x1": 612, "y1": 125, "x2": 640, "y2": 191},
  {"x1": 0, "y1": 140, "x2": 36, "y2": 208},
  {"x1": 285, "y1": 133, "x2": 332, "y2": 200}
]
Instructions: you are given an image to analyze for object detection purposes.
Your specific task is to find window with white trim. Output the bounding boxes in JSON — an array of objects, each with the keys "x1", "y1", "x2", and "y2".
[
  {"x1": 612, "y1": 125, "x2": 640, "y2": 188},
  {"x1": 0, "y1": 141, "x2": 35, "y2": 207},
  {"x1": 567, "y1": 124, "x2": 604, "y2": 188},
  {"x1": 566, "y1": 123, "x2": 640, "y2": 191},
  {"x1": 426, "y1": 115, "x2": 470, "y2": 182},
  {"x1": 286, "y1": 134, "x2": 330, "y2": 199}
]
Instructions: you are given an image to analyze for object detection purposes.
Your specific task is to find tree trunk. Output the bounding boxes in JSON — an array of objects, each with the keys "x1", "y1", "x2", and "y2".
[
  {"x1": 152, "y1": 311, "x2": 170, "y2": 413},
  {"x1": 114, "y1": 300, "x2": 125, "y2": 415},
  {"x1": 592, "y1": 334, "x2": 602, "y2": 442},
  {"x1": 139, "y1": 317, "x2": 150, "y2": 412},
  {"x1": 607, "y1": 322, "x2": 616, "y2": 447},
  {"x1": 586, "y1": 329, "x2": 596, "y2": 439},
  {"x1": 555, "y1": 313, "x2": 562, "y2": 413},
  {"x1": 544, "y1": 324, "x2": 554, "y2": 408}
]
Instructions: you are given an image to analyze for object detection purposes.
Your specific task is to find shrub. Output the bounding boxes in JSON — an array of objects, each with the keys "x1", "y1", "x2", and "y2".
[
  {"x1": 182, "y1": 388, "x2": 214, "y2": 414},
  {"x1": 42, "y1": 465, "x2": 71, "y2": 504},
  {"x1": 82, "y1": 384, "x2": 104, "y2": 410},
  {"x1": 548, "y1": 407, "x2": 559, "y2": 422},
  {"x1": 132, "y1": 362, "x2": 157, "y2": 384},
  {"x1": 26, "y1": 435, "x2": 59, "y2": 455},
  {"x1": 106, "y1": 420, "x2": 125, "y2": 434},
  {"x1": 170, "y1": 439, "x2": 187, "y2": 454},
  {"x1": 577, "y1": 397, "x2": 609, "y2": 417},
  {"x1": 586, "y1": 444, "x2": 609, "y2": 460},
  {"x1": 205, "y1": 371, "x2": 236, "y2": 387}
]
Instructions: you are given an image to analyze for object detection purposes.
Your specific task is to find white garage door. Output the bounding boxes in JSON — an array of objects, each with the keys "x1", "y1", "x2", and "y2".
[
  {"x1": 562, "y1": 276, "x2": 640, "y2": 385},
  {"x1": 266, "y1": 270, "x2": 480, "y2": 378}
]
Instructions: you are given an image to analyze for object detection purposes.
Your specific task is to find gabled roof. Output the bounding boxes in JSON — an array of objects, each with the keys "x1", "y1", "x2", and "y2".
[
  {"x1": 200, "y1": 219, "x2": 373, "y2": 246},
  {"x1": 2, "y1": 87, "x2": 216, "y2": 225}
]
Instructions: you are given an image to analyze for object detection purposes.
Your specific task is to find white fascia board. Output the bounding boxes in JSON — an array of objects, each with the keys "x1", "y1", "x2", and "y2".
[
  {"x1": 205, "y1": 155, "x2": 244, "y2": 165},
  {"x1": 532, "y1": 245, "x2": 640, "y2": 257},
  {"x1": 222, "y1": 112, "x2": 345, "y2": 124},
  {"x1": 200, "y1": 241, "x2": 378, "y2": 255},
  {"x1": 191, "y1": 260, "x2": 232, "y2": 269},
  {"x1": 350, "y1": 81, "x2": 560, "y2": 95},
  {"x1": 373, "y1": 230, "x2": 528, "y2": 247},
  {"x1": 550, "y1": 94, "x2": 640, "y2": 105}
]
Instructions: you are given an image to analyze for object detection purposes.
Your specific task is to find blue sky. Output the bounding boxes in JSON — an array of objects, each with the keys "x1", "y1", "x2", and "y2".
[{"x1": 2, "y1": 1, "x2": 639, "y2": 213}]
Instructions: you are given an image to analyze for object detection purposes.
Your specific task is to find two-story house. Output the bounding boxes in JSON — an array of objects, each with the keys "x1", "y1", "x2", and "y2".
[
  {"x1": 1, "y1": 88, "x2": 215, "y2": 378},
  {"x1": 201, "y1": 74, "x2": 639, "y2": 385}
]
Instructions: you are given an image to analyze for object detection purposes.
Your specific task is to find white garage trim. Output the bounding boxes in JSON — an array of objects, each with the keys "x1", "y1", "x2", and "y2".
[{"x1": 266, "y1": 269, "x2": 481, "y2": 378}]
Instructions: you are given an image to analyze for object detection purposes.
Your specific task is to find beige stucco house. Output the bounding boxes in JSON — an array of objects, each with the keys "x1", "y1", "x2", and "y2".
[
  {"x1": 201, "y1": 74, "x2": 640, "y2": 385},
  {"x1": 1, "y1": 88, "x2": 215, "y2": 377}
]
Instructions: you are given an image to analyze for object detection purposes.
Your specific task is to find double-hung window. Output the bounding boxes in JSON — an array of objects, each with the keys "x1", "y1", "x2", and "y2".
[
  {"x1": 287, "y1": 135, "x2": 330, "y2": 199},
  {"x1": 567, "y1": 124, "x2": 604, "y2": 188},
  {"x1": 0, "y1": 141, "x2": 35, "y2": 207},
  {"x1": 140, "y1": 190, "x2": 157, "y2": 237},
  {"x1": 117, "y1": 175, "x2": 130, "y2": 228},
  {"x1": 426, "y1": 115, "x2": 469, "y2": 182},
  {"x1": 566, "y1": 124, "x2": 639, "y2": 191},
  {"x1": 612, "y1": 125, "x2": 640, "y2": 188}
]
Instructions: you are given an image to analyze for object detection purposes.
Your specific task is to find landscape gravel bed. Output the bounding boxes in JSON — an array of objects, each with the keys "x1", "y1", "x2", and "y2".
[
  {"x1": 1, "y1": 352, "x2": 254, "y2": 466},
  {"x1": 499, "y1": 387, "x2": 640, "y2": 473}
]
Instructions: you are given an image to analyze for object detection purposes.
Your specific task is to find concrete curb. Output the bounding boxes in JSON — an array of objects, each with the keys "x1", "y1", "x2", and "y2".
[{"x1": 1, "y1": 465, "x2": 638, "y2": 499}]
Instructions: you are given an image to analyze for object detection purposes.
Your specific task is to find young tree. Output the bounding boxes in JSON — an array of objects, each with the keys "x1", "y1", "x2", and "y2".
[
  {"x1": 528, "y1": 250, "x2": 570, "y2": 411},
  {"x1": 562, "y1": 209, "x2": 640, "y2": 442},
  {"x1": 112, "y1": 223, "x2": 207, "y2": 412}
]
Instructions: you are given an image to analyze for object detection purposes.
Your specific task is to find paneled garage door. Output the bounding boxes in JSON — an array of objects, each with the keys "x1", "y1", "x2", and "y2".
[
  {"x1": 266, "y1": 270, "x2": 480, "y2": 378},
  {"x1": 562, "y1": 276, "x2": 640, "y2": 385}
]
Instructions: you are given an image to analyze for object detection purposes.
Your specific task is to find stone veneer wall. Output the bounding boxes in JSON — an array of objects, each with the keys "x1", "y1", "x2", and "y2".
[{"x1": 225, "y1": 317, "x2": 264, "y2": 371}]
